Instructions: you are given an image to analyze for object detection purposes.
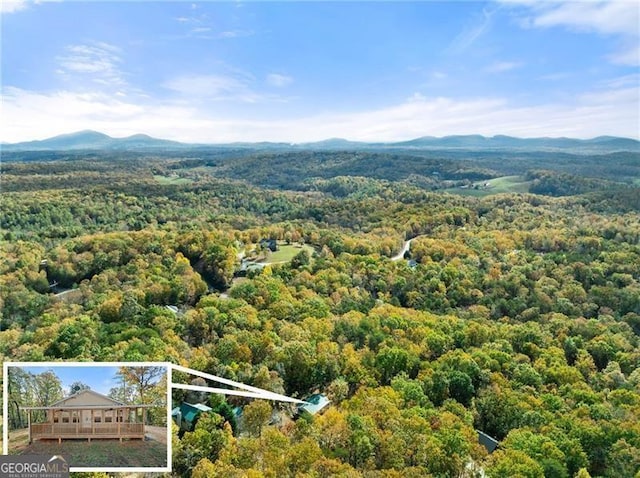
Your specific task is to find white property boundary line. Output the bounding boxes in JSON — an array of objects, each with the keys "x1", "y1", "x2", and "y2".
[
  {"x1": 172, "y1": 363, "x2": 307, "y2": 404},
  {"x1": 3, "y1": 361, "x2": 306, "y2": 473}
]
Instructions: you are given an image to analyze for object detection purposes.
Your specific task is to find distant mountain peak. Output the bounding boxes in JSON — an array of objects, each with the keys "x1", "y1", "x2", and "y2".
[
  {"x1": 3, "y1": 130, "x2": 184, "y2": 151},
  {"x1": 59, "y1": 130, "x2": 111, "y2": 138}
]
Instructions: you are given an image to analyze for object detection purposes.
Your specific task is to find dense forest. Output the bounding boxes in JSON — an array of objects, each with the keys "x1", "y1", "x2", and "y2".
[{"x1": 1, "y1": 149, "x2": 639, "y2": 477}]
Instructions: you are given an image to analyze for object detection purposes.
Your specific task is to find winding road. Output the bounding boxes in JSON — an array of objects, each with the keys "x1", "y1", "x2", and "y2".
[{"x1": 391, "y1": 236, "x2": 424, "y2": 261}]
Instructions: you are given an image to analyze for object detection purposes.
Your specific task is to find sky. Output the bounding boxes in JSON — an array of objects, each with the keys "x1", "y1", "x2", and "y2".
[
  {"x1": 1, "y1": 0, "x2": 639, "y2": 143},
  {"x1": 16, "y1": 365, "x2": 166, "y2": 396}
]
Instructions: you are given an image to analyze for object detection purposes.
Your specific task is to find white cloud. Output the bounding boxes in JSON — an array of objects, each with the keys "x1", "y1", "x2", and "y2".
[
  {"x1": 2, "y1": 80, "x2": 638, "y2": 143},
  {"x1": 485, "y1": 61, "x2": 523, "y2": 73},
  {"x1": 218, "y1": 30, "x2": 254, "y2": 39},
  {"x1": 266, "y1": 73, "x2": 293, "y2": 88},
  {"x1": 599, "y1": 73, "x2": 640, "y2": 89},
  {"x1": 503, "y1": 0, "x2": 640, "y2": 66},
  {"x1": 2, "y1": 0, "x2": 64, "y2": 15},
  {"x1": 163, "y1": 73, "x2": 291, "y2": 104},
  {"x1": 1, "y1": 87, "x2": 146, "y2": 141},
  {"x1": 449, "y1": 5, "x2": 501, "y2": 53},
  {"x1": 609, "y1": 43, "x2": 640, "y2": 67},
  {"x1": 172, "y1": 11, "x2": 218, "y2": 39},
  {"x1": 57, "y1": 42, "x2": 125, "y2": 86},
  {"x1": 163, "y1": 74, "x2": 248, "y2": 98},
  {"x1": 1, "y1": 0, "x2": 28, "y2": 14},
  {"x1": 531, "y1": 1, "x2": 639, "y2": 37},
  {"x1": 2, "y1": 89, "x2": 201, "y2": 142}
]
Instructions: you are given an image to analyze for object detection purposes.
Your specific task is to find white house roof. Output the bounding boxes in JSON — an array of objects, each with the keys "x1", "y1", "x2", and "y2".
[
  {"x1": 298, "y1": 394, "x2": 331, "y2": 415},
  {"x1": 48, "y1": 389, "x2": 125, "y2": 408}
]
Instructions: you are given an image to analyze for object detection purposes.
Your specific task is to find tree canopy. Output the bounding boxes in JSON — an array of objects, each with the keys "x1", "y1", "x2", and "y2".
[{"x1": 1, "y1": 151, "x2": 639, "y2": 476}]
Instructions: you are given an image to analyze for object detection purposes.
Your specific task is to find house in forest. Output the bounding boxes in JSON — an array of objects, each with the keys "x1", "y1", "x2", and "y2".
[
  {"x1": 237, "y1": 258, "x2": 266, "y2": 276},
  {"x1": 259, "y1": 238, "x2": 279, "y2": 252},
  {"x1": 171, "y1": 402, "x2": 212, "y2": 432},
  {"x1": 296, "y1": 394, "x2": 330, "y2": 416},
  {"x1": 165, "y1": 305, "x2": 179, "y2": 314},
  {"x1": 477, "y1": 430, "x2": 499, "y2": 453},
  {"x1": 21, "y1": 389, "x2": 151, "y2": 444}
]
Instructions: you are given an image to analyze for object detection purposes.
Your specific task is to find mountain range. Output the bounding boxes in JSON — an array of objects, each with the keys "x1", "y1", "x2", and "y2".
[
  {"x1": 2, "y1": 130, "x2": 639, "y2": 153},
  {"x1": 1, "y1": 130, "x2": 184, "y2": 152}
]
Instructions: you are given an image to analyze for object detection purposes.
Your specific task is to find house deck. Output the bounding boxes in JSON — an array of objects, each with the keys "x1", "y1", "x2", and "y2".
[{"x1": 31, "y1": 423, "x2": 144, "y2": 442}]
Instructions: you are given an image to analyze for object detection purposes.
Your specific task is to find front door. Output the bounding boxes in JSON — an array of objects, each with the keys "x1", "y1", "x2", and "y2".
[{"x1": 81, "y1": 411, "x2": 92, "y2": 432}]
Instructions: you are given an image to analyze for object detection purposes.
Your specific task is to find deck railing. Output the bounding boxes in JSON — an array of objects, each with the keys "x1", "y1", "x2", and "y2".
[{"x1": 32, "y1": 422, "x2": 144, "y2": 438}]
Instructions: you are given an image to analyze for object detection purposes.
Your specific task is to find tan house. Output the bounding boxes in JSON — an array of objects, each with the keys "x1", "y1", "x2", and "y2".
[{"x1": 21, "y1": 389, "x2": 152, "y2": 443}]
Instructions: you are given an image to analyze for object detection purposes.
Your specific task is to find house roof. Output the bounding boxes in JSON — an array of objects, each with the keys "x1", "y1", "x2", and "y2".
[
  {"x1": 22, "y1": 404, "x2": 155, "y2": 410},
  {"x1": 298, "y1": 394, "x2": 330, "y2": 415},
  {"x1": 20, "y1": 389, "x2": 153, "y2": 410},
  {"x1": 172, "y1": 402, "x2": 212, "y2": 425},
  {"x1": 49, "y1": 389, "x2": 125, "y2": 408},
  {"x1": 477, "y1": 430, "x2": 500, "y2": 453}
]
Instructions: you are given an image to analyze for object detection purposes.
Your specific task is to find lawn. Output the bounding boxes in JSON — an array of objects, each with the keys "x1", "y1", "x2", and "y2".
[
  {"x1": 153, "y1": 174, "x2": 193, "y2": 185},
  {"x1": 8, "y1": 428, "x2": 168, "y2": 469},
  {"x1": 445, "y1": 176, "x2": 531, "y2": 197},
  {"x1": 260, "y1": 243, "x2": 315, "y2": 264}
]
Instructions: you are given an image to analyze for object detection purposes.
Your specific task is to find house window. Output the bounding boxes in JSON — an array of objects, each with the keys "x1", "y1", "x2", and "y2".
[
  {"x1": 62, "y1": 417, "x2": 69, "y2": 423},
  {"x1": 53, "y1": 418, "x2": 59, "y2": 423},
  {"x1": 94, "y1": 417, "x2": 101, "y2": 423},
  {"x1": 105, "y1": 417, "x2": 112, "y2": 423},
  {"x1": 72, "y1": 417, "x2": 79, "y2": 423}
]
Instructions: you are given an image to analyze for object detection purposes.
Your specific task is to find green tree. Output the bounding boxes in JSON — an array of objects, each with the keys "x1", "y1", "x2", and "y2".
[
  {"x1": 485, "y1": 449, "x2": 545, "y2": 478},
  {"x1": 242, "y1": 400, "x2": 272, "y2": 437},
  {"x1": 447, "y1": 370, "x2": 475, "y2": 406},
  {"x1": 69, "y1": 381, "x2": 90, "y2": 395},
  {"x1": 375, "y1": 346, "x2": 417, "y2": 385}
]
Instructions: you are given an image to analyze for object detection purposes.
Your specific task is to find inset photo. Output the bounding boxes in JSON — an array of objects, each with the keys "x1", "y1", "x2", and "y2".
[{"x1": 3, "y1": 362, "x2": 170, "y2": 472}]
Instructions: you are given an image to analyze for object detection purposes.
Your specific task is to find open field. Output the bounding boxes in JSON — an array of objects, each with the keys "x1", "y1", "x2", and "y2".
[
  {"x1": 445, "y1": 175, "x2": 531, "y2": 197},
  {"x1": 153, "y1": 174, "x2": 194, "y2": 185},
  {"x1": 259, "y1": 243, "x2": 315, "y2": 264},
  {"x1": 8, "y1": 427, "x2": 168, "y2": 468}
]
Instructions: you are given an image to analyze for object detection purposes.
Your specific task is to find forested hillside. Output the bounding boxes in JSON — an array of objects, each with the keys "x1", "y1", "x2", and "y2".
[{"x1": 1, "y1": 152, "x2": 639, "y2": 477}]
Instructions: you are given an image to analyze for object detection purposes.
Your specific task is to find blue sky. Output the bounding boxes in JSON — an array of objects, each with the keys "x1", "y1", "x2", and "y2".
[{"x1": 1, "y1": 1, "x2": 638, "y2": 142}]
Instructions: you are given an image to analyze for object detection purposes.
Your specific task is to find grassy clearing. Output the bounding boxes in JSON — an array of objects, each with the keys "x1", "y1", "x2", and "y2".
[
  {"x1": 259, "y1": 243, "x2": 315, "y2": 264},
  {"x1": 7, "y1": 428, "x2": 29, "y2": 452},
  {"x1": 153, "y1": 174, "x2": 193, "y2": 185},
  {"x1": 8, "y1": 428, "x2": 167, "y2": 468},
  {"x1": 445, "y1": 176, "x2": 531, "y2": 197}
]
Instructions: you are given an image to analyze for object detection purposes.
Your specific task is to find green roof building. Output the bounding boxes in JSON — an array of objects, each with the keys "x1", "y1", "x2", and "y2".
[{"x1": 171, "y1": 402, "x2": 212, "y2": 432}]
